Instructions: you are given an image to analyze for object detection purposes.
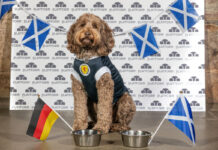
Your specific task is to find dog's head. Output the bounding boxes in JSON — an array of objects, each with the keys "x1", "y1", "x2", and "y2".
[{"x1": 67, "y1": 13, "x2": 114, "y2": 56}]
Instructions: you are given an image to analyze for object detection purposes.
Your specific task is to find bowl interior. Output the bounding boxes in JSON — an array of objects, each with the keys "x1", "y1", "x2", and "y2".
[
  {"x1": 121, "y1": 130, "x2": 151, "y2": 136},
  {"x1": 73, "y1": 129, "x2": 99, "y2": 136}
]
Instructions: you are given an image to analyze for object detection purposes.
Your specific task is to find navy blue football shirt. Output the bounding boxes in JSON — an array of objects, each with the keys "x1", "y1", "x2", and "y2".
[{"x1": 72, "y1": 56, "x2": 128, "y2": 104}]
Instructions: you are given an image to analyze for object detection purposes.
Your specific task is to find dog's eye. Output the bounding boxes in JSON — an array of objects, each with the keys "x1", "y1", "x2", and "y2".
[
  {"x1": 92, "y1": 23, "x2": 98, "y2": 29},
  {"x1": 80, "y1": 23, "x2": 86, "y2": 27}
]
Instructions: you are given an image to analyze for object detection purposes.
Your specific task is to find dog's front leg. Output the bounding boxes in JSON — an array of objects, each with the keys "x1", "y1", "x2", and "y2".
[
  {"x1": 71, "y1": 74, "x2": 88, "y2": 130},
  {"x1": 93, "y1": 73, "x2": 114, "y2": 134}
]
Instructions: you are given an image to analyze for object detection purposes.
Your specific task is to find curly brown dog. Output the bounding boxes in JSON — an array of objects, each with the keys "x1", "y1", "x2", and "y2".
[{"x1": 67, "y1": 13, "x2": 136, "y2": 134}]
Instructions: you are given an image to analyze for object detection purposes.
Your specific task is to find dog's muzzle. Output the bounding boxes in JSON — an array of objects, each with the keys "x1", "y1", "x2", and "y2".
[{"x1": 80, "y1": 31, "x2": 94, "y2": 46}]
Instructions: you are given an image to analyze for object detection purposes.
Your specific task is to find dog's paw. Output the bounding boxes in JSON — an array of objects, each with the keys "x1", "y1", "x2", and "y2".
[
  {"x1": 110, "y1": 123, "x2": 131, "y2": 132},
  {"x1": 92, "y1": 123, "x2": 110, "y2": 134},
  {"x1": 72, "y1": 120, "x2": 88, "y2": 131}
]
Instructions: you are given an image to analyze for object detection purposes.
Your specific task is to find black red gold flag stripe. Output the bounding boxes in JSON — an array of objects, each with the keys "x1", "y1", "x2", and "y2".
[{"x1": 26, "y1": 98, "x2": 59, "y2": 140}]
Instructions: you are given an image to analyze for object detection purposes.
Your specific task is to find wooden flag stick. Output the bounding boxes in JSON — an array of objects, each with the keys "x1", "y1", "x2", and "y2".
[
  {"x1": 51, "y1": 108, "x2": 74, "y2": 131},
  {"x1": 148, "y1": 110, "x2": 169, "y2": 145},
  {"x1": 148, "y1": 91, "x2": 183, "y2": 145}
]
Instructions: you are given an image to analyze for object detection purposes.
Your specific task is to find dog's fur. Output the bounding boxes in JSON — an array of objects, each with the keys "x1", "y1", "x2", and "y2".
[{"x1": 67, "y1": 13, "x2": 136, "y2": 133}]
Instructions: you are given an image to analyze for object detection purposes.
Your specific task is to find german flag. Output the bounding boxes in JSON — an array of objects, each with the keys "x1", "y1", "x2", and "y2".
[{"x1": 26, "y1": 98, "x2": 59, "y2": 140}]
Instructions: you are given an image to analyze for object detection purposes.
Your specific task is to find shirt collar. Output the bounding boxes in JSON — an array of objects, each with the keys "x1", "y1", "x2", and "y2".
[{"x1": 75, "y1": 56, "x2": 100, "y2": 61}]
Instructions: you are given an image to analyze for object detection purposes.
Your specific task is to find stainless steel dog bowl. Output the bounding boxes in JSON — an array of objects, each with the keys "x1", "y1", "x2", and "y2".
[
  {"x1": 121, "y1": 130, "x2": 151, "y2": 148},
  {"x1": 72, "y1": 129, "x2": 102, "y2": 147}
]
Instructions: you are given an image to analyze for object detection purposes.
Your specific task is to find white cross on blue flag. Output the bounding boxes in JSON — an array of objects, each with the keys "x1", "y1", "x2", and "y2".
[
  {"x1": 168, "y1": 0, "x2": 199, "y2": 32},
  {"x1": 0, "y1": 0, "x2": 16, "y2": 20},
  {"x1": 130, "y1": 24, "x2": 159, "y2": 58},
  {"x1": 166, "y1": 95, "x2": 196, "y2": 144},
  {"x1": 22, "y1": 18, "x2": 50, "y2": 51}
]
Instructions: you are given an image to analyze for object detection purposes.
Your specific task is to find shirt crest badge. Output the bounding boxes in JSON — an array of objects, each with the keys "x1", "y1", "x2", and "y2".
[{"x1": 79, "y1": 64, "x2": 90, "y2": 76}]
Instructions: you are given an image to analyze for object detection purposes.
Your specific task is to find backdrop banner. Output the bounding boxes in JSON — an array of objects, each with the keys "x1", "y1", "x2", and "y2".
[{"x1": 10, "y1": 0, "x2": 205, "y2": 111}]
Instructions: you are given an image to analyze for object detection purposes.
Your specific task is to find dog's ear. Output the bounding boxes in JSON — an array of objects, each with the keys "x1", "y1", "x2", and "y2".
[
  {"x1": 97, "y1": 20, "x2": 115, "y2": 56},
  {"x1": 67, "y1": 23, "x2": 80, "y2": 54}
]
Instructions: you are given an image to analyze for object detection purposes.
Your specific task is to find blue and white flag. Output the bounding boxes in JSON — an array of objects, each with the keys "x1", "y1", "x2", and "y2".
[
  {"x1": 0, "y1": 0, "x2": 16, "y2": 20},
  {"x1": 130, "y1": 24, "x2": 159, "y2": 58},
  {"x1": 166, "y1": 95, "x2": 196, "y2": 144},
  {"x1": 168, "y1": 0, "x2": 199, "y2": 32},
  {"x1": 22, "y1": 18, "x2": 50, "y2": 51}
]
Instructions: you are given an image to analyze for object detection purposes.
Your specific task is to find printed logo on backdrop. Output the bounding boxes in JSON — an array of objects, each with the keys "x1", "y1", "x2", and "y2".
[
  {"x1": 157, "y1": 14, "x2": 174, "y2": 24},
  {"x1": 42, "y1": 62, "x2": 59, "y2": 72},
  {"x1": 11, "y1": 62, "x2": 21, "y2": 72},
  {"x1": 14, "y1": 1, "x2": 31, "y2": 11},
  {"x1": 62, "y1": 14, "x2": 76, "y2": 24},
  {"x1": 22, "y1": 87, "x2": 37, "y2": 97},
  {"x1": 128, "y1": 75, "x2": 145, "y2": 86},
  {"x1": 147, "y1": 100, "x2": 164, "y2": 111},
  {"x1": 72, "y1": 2, "x2": 88, "y2": 11},
  {"x1": 33, "y1": 50, "x2": 49, "y2": 60},
  {"x1": 11, "y1": 38, "x2": 21, "y2": 48},
  {"x1": 90, "y1": 2, "x2": 107, "y2": 11},
  {"x1": 166, "y1": 76, "x2": 182, "y2": 86},
  {"x1": 120, "y1": 63, "x2": 136, "y2": 73},
  {"x1": 148, "y1": 2, "x2": 164, "y2": 12},
  {"x1": 13, "y1": 99, "x2": 29, "y2": 109},
  {"x1": 34, "y1": 1, "x2": 50, "y2": 11},
  {"x1": 13, "y1": 74, "x2": 30, "y2": 84},
  {"x1": 157, "y1": 88, "x2": 174, "y2": 98},
  {"x1": 148, "y1": 76, "x2": 164, "y2": 86},
  {"x1": 10, "y1": 87, "x2": 20, "y2": 97},
  {"x1": 32, "y1": 75, "x2": 49, "y2": 84},
  {"x1": 109, "y1": 2, "x2": 126, "y2": 12},
  {"x1": 53, "y1": 1, "x2": 69, "y2": 11},
  {"x1": 166, "y1": 51, "x2": 183, "y2": 61},
  {"x1": 134, "y1": 100, "x2": 145, "y2": 110},
  {"x1": 138, "y1": 88, "x2": 155, "y2": 98},
  {"x1": 146, "y1": 53, "x2": 163, "y2": 61},
  {"x1": 61, "y1": 87, "x2": 73, "y2": 97},
  {"x1": 10, "y1": 0, "x2": 205, "y2": 111},
  {"x1": 61, "y1": 63, "x2": 74, "y2": 72},
  {"x1": 42, "y1": 87, "x2": 58, "y2": 97},
  {"x1": 52, "y1": 27, "x2": 67, "y2": 36},
  {"x1": 53, "y1": 99, "x2": 68, "y2": 109},
  {"x1": 157, "y1": 63, "x2": 173, "y2": 73},
  {"x1": 111, "y1": 51, "x2": 126, "y2": 61},
  {"x1": 23, "y1": 62, "x2": 40, "y2": 72}
]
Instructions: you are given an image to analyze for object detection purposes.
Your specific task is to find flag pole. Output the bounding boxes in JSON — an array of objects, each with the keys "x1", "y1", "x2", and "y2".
[
  {"x1": 148, "y1": 110, "x2": 169, "y2": 145},
  {"x1": 148, "y1": 91, "x2": 183, "y2": 145},
  {"x1": 37, "y1": 94, "x2": 74, "y2": 131}
]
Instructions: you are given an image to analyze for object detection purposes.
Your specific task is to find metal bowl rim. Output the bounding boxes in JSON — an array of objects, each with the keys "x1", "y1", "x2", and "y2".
[
  {"x1": 71, "y1": 129, "x2": 103, "y2": 135},
  {"x1": 120, "y1": 130, "x2": 152, "y2": 137}
]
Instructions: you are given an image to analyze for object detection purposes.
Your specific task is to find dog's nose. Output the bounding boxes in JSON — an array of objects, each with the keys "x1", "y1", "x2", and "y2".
[{"x1": 85, "y1": 31, "x2": 91, "y2": 36}]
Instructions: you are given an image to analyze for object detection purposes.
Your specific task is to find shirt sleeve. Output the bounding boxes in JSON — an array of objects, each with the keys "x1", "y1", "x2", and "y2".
[
  {"x1": 71, "y1": 68, "x2": 82, "y2": 83},
  {"x1": 94, "y1": 66, "x2": 111, "y2": 81}
]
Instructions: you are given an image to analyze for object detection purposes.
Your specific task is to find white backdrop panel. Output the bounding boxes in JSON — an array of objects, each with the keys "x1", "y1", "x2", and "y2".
[{"x1": 10, "y1": 0, "x2": 205, "y2": 111}]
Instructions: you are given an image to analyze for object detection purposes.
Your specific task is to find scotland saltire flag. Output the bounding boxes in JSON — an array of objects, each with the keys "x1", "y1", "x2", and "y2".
[
  {"x1": 168, "y1": 0, "x2": 199, "y2": 32},
  {"x1": 0, "y1": 0, "x2": 16, "y2": 20},
  {"x1": 166, "y1": 95, "x2": 196, "y2": 144},
  {"x1": 22, "y1": 18, "x2": 50, "y2": 51},
  {"x1": 130, "y1": 24, "x2": 159, "y2": 58}
]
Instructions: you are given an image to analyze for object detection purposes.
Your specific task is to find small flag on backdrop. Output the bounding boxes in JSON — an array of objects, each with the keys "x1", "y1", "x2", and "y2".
[
  {"x1": 166, "y1": 95, "x2": 196, "y2": 144},
  {"x1": 130, "y1": 24, "x2": 159, "y2": 58},
  {"x1": 168, "y1": 0, "x2": 199, "y2": 31},
  {"x1": 26, "y1": 98, "x2": 59, "y2": 141},
  {"x1": 22, "y1": 18, "x2": 50, "y2": 51},
  {"x1": 0, "y1": 0, "x2": 16, "y2": 20}
]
